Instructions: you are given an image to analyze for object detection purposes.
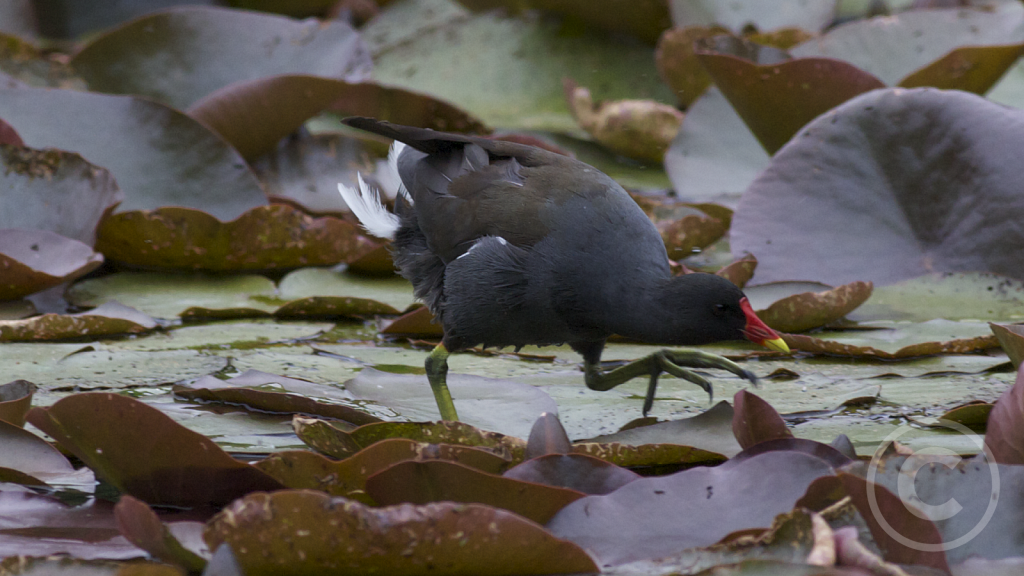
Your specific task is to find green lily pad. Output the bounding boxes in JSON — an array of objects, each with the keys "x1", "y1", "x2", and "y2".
[
  {"x1": 850, "y1": 273, "x2": 1024, "y2": 323},
  {"x1": 66, "y1": 272, "x2": 278, "y2": 320},
  {"x1": 0, "y1": 32, "x2": 84, "y2": 89},
  {"x1": 0, "y1": 229, "x2": 103, "y2": 301},
  {"x1": 732, "y1": 88, "x2": 1024, "y2": 286},
  {"x1": 455, "y1": 0, "x2": 672, "y2": 43},
  {"x1": 278, "y1": 267, "x2": 416, "y2": 313},
  {"x1": 204, "y1": 490, "x2": 599, "y2": 576},
  {"x1": 0, "y1": 87, "x2": 267, "y2": 222},
  {"x1": 990, "y1": 322, "x2": 1024, "y2": 369},
  {"x1": 669, "y1": 0, "x2": 837, "y2": 32},
  {"x1": 655, "y1": 25, "x2": 730, "y2": 107},
  {"x1": 96, "y1": 205, "x2": 377, "y2": 272},
  {"x1": 1, "y1": 145, "x2": 122, "y2": 246},
  {"x1": 0, "y1": 302, "x2": 156, "y2": 343},
  {"x1": 72, "y1": 6, "x2": 371, "y2": 111},
  {"x1": 369, "y1": 4, "x2": 674, "y2": 133},
  {"x1": 586, "y1": 400, "x2": 741, "y2": 458}
]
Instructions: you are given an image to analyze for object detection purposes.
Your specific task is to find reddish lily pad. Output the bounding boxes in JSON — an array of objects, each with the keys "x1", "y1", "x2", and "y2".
[
  {"x1": 694, "y1": 35, "x2": 885, "y2": 154},
  {"x1": 0, "y1": 379, "x2": 35, "y2": 427},
  {"x1": 204, "y1": 490, "x2": 599, "y2": 576},
  {"x1": 114, "y1": 496, "x2": 208, "y2": 573},
  {"x1": 0, "y1": 492, "x2": 142, "y2": 560},
  {"x1": 0, "y1": 229, "x2": 103, "y2": 300},
  {"x1": 783, "y1": 330, "x2": 998, "y2": 359},
  {"x1": 716, "y1": 255, "x2": 758, "y2": 288},
  {"x1": 96, "y1": 204, "x2": 377, "y2": 272},
  {"x1": 732, "y1": 88, "x2": 1024, "y2": 286},
  {"x1": 0, "y1": 118, "x2": 22, "y2": 145},
  {"x1": 525, "y1": 412, "x2": 572, "y2": 459},
  {"x1": 585, "y1": 400, "x2": 741, "y2": 458},
  {"x1": 503, "y1": 453, "x2": 641, "y2": 495},
  {"x1": 732, "y1": 390, "x2": 792, "y2": 450},
  {"x1": 659, "y1": 210, "x2": 729, "y2": 261},
  {"x1": 255, "y1": 439, "x2": 512, "y2": 502},
  {"x1": 564, "y1": 79, "x2": 683, "y2": 164},
  {"x1": 546, "y1": 450, "x2": 835, "y2": 565},
  {"x1": 753, "y1": 281, "x2": 874, "y2": 333},
  {"x1": 990, "y1": 323, "x2": 1024, "y2": 369},
  {"x1": 26, "y1": 392, "x2": 285, "y2": 507},
  {"x1": 569, "y1": 441, "x2": 727, "y2": 469},
  {"x1": 1, "y1": 145, "x2": 122, "y2": 246},
  {"x1": 173, "y1": 385, "x2": 381, "y2": 428},
  {"x1": 0, "y1": 417, "x2": 95, "y2": 490},
  {"x1": 380, "y1": 306, "x2": 442, "y2": 337},
  {"x1": 984, "y1": 364, "x2": 1024, "y2": 465},
  {"x1": 294, "y1": 417, "x2": 528, "y2": 462},
  {"x1": 366, "y1": 459, "x2": 584, "y2": 525},
  {"x1": 0, "y1": 87, "x2": 267, "y2": 222},
  {"x1": 0, "y1": 302, "x2": 156, "y2": 343},
  {"x1": 655, "y1": 25, "x2": 730, "y2": 107},
  {"x1": 72, "y1": 6, "x2": 371, "y2": 111}
]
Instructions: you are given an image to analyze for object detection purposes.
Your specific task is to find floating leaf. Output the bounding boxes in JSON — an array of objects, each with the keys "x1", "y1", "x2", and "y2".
[
  {"x1": 546, "y1": 451, "x2": 835, "y2": 565},
  {"x1": 256, "y1": 439, "x2": 511, "y2": 502},
  {"x1": 716, "y1": 255, "x2": 757, "y2": 288},
  {"x1": 900, "y1": 43, "x2": 1024, "y2": 93},
  {"x1": 783, "y1": 320, "x2": 999, "y2": 359},
  {"x1": 294, "y1": 417, "x2": 527, "y2": 462},
  {"x1": 0, "y1": 417, "x2": 94, "y2": 490},
  {"x1": 753, "y1": 281, "x2": 873, "y2": 333},
  {"x1": 732, "y1": 390, "x2": 792, "y2": 449},
  {"x1": 0, "y1": 229, "x2": 103, "y2": 301},
  {"x1": 655, "y1": 26, "x2": 730, "y2": 107},
  {"x1": 27, "y1": 393, "x2": 284, "y2": 506},
  {"x1": 1, "y1": 145, "x2": 122, "y2": 246},
  {"x1": 204, "y1": 490, "x2": 598, "y2": 576},
  {"x1": 369, "y1": 8, "x2": 674, "y2": 133},
  {"x1": 564, "y1": 79, "x2": 683, "y2": 164},
  {"x1": 72, "y1": 6, "x2": 371, "y2": 110},
  {"x1": 694, "y1": 35, "x2": 885, "y2": 154},
  {"x1": 659, "y1": 210, "x2": 729, "y2": 261},
  {"x1": 503, "y1": 453, "x2": 640, "y2": 495},
  {"x1": 990, "y1": 323, "x2": 1024, "y2": 369},
  {"x1": 278, "y1": 267, "x2": 416, "y2": 313},
  {"x1": 96, "y1": 205, "x2": 377, "y2": 272},
  {"x1": 380, "y1": 306, "x2": 442, "y2": 337},
  {"x1": 984, "y1": 364, "x2": 1024, "y2": 465},
  {"x1": 851, "y1": 273, "x2": 1024, "y2": 323},
  {"x1": 0, "y1": 379, "x2": 35, "y2": 427},
  {"x1": 569, "y1": 441, "x2": 726, "y2": 469},
  {"x1": 586, "y1": 401, "x2": 741, "y2": 458},
  {"x1": 455, "y1": 0, "x2": 671, "y2": 43},
  {"x1": 114, "y1": 496, "x2": 208, "y2": 573},
  {"x1": 366, "y1": 460, "x2": 584, "y2": 524},
  {"x1": 0, "y1": 492, "x2": 142, "y2": 560},
  {"x1": 174, "y1": 384, "x2": 381, "y2": 428},
  {"x1": 669, "y1": 0, "x2": 837, "y2": 33},
  {"x1": 525, "y1": 412, "x2": 572, "y2": 459},
  {"x1": 0, "y1": 302, "x2": 156, "y2": 343},
  {"x1": 732, "y1": 88, "x2": 1024, "y2": 286},
  {"x1": 0, "y1": 88, "x2": 267, "y2": 222}
]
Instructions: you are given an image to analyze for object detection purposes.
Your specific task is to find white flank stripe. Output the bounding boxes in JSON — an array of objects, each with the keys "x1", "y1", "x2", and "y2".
[
  {"x1": 337, "y1": 174, "x2": 400, "y2": 240},
  {"x1": 376, "y1": 141, "x2": 407, "y2": 200}
]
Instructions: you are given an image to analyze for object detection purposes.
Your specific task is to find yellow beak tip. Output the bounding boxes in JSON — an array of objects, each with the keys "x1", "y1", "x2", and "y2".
[{"x1": 763, "y1": 337, "x2": 790, "y2": 354}]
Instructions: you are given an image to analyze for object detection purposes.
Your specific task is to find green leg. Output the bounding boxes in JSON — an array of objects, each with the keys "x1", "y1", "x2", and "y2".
[
  {"x1": 583, "y1": 349, "x2": 758, "y2": 417},
  {"x1": 425, "y1": 343, "x2": 459, "y2": 421}
]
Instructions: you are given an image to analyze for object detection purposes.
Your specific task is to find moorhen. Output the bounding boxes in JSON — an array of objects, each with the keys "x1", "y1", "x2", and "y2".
[{"x1": 339, "y1": 118, "x2": 789, "y2": 421}]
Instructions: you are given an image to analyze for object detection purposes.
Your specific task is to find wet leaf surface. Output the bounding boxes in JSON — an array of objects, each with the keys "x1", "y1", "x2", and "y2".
[
  {"x1": 204, "y1": 490, "x2": 599, "y2": 576},
  {"x1": 753, "y1": 281, "x2": 874, "y2": 333},
  {"x1": 0, "y1": 229, "x2": 103, "y2": 301},
  {"x1": 72, "y1": 6, "x2": 371, "y2": 111},
  {"x1": 366, "y1": 459, "x2": 585, "y2": 524},
  {"x1": 0, "y1": 302, "x2": 156, "y2": 343},
  {"x1": 380, "y1": 306, "x2": 444, "y2": 337},
  {"x1": 96, "y1": 205, "x2": 377, "y2": 272},
  {"x1": 694, "y1": 35, "x2": 885, "y2": 154},
  {"x1": 1, "y1": 145, "x2": 122, "y2": 246},
  {"x1": 524, "y1": 412, "x2": 572, "y2": 458},
  {"x1": 586, "y1": 401, "x2": 741, "y2": 458},
  {"x1": 850, "y1": 273, "x2": 1024, "y2": 323},
  {"x1": 0, "y1": 88, "x2": 267, "y2": 222},
  {"x1": 732, "y1": 390, "x2": 793, "y2": 449},
  {"x1": 113, "y1": 496, "x2": 208, "y2": 573},
  {"x1": 732, "y1": 88, "x2": 1024, "y2": 286},
  {"x1": 277, "y1": 267, "x2": 416, "y2": 312},
  {"x1": 0, "y1": 416, "x2": 95, "y2": 491},
  {"x1": 783, "y1": 320, "x2": 999, "y2": 359},
  {"x1": 27, "y1": 393, "x2": 284, "y2": 507},
  {"x1": 0, "y1": 379, "x2": 34, "y2": 427},
  {"x1": 502, "y1": 453, "x2": 641, "y2": 495},
  {"x1": 990, "y1": 322, "x2": 1024, "y2": 369},
  {"x1": 546, "y1": 451, "x2": 835, "y2": 565}
]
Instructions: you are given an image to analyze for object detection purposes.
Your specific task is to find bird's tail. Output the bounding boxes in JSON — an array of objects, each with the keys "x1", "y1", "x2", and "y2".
[{"x1": 337, "y1": 142, "x2": 408, "y2": 240}]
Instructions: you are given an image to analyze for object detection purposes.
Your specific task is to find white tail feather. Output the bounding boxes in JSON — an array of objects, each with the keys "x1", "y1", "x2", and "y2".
[
  {"x1": 338, "y1": 174, "x2": 400, "y2": 240},
  {"x1": 375, "y1": 141, "x2": 407, "y2": 200}
]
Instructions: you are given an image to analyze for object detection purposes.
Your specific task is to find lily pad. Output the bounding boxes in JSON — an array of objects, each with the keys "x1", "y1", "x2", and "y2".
[
  {"x1": 96, "y1": 205, "x2": 377, "y2": 272},
  {"x1": 66, "y1": 272, "x2": 279, "y2": 320},
  {"x1": 366, "y1": 460, "x2": 585, "y2": 524},
  {"x1": 850, "y1": 273, "x2": 1024, "y2": 323},
  {"x1": 655, "y1": 25, "x2": 730, "y2": 107},
  {"x1": 0, "y1": 379, "x2": 34, "y2": 427},
  {"x1": 752, "y1": 281, "x2": 874, "y2": 333},
  {"x1": 546, "y1": 450, "x2": 835, "y2": 565},
  {"x1": 0, "y1": 229, "x2": 103, "y2": 301},
  {"x1": 0, "y1": 417, "x2": 95, "y2": 491},
  {"x1": 278, "y1": 267, "x2": 416, "y2": 312},
  {"x1": 693, "y1": 35, "x2": 885, "y2": 154},
  {"x1": 585, "y1": 400, "x2": 742, "y2": 458},
  {"x1": 72, "y1": 6, "x2": 372, "y2": 110},
  {"x1": 984, "y1": 364, "x2": 1024, "y2": 464},
  {"x1": 564, "y1": 79, "x2": 683, "y2": 164},
  {"x1": 732, "y1": 88, "x2": 1024, "y2": 286},
  {"x1": 345, "y1": 367, "x2": 560, "y2": 438},
  {"x1": 1, "y1": 145, "x2": 122, "y2": 246},
  {"x1": 26, "y1": 392, "x2": 285, "y2": 507},
  {"x1": 114, "y1": 496, "x2": 208, "y2": 574},
  {"x1": 502, "y1": 453, "x2": 641, "y2": 495},
  {"x1": 380, "y1": 306, "x2": 443, "y2": 337},
  {"x1": 204, "y1": 490, "x2": 599, "y2": 576},
  {"x1": 455, "y1": 0, "x2": 672, "y2": 43},
  {"x1": 0, "y1": 87, "x2": 267, "y2": 221},
  {"x1": 659, "y1": 210, "x2": 729, "y2": 261},
  {"x1": 783, "y1": 319, "x2": 999, "y2": 359},
  {"x1": 669, "y1": 0, "x2": 837, "y2": 33},
  {"x1": 0, "y1": 302, "x2": 156, "y2": 343},
  {"x1": 991, "y1": 322, "x2": 1024, "y2": 368},
  {"x1": 732, "y1": 390, "x2": 792, "y2": 450},
  {"x1": 369, "y1": 7, "x2": 674, "y2": 133}
]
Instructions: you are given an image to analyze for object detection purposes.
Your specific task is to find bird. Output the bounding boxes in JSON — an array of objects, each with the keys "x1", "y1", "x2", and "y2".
[{"x1": 338, "y1": 118, "x2": 789, "y2": 421}]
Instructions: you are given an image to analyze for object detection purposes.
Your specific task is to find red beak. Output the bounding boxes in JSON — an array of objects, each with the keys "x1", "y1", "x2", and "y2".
[{"x1": 739, "y1": 297, "x2": 790, "y2": 353}]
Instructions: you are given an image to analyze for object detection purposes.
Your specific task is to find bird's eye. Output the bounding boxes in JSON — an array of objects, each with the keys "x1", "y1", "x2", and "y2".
[{"x1": 713, "y1": 303, "x2": 727, "y2": 315}]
